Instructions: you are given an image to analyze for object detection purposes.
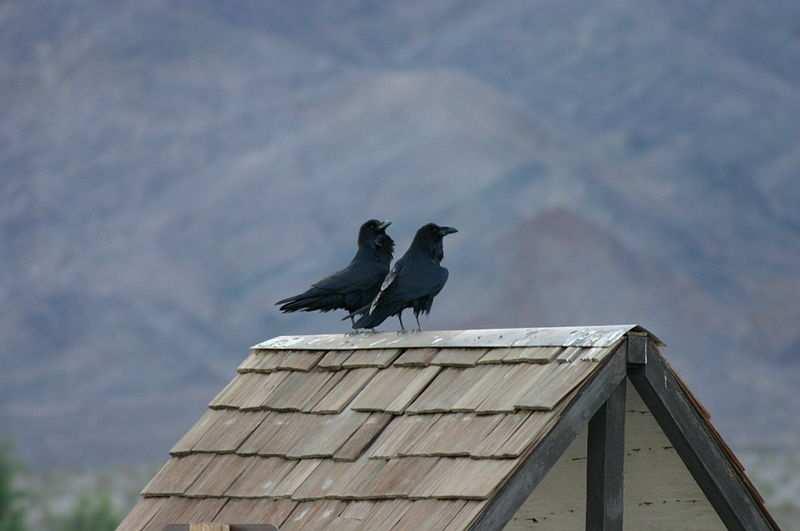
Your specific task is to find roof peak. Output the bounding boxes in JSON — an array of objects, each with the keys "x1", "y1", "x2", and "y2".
[{"x1": 253, "y1": 324, "x2": 662, "y2": 351}]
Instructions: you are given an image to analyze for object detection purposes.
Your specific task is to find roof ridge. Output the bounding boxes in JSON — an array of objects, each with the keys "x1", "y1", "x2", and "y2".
[{"x1": 252, "y1": 324, "x2": 663, "y2": 350}]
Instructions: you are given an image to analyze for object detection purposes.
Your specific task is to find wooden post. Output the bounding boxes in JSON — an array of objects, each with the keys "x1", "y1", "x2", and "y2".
[
  {"x1": 189, "y1": 525, "x2": 229, "y2": 531},
  {"x1": 585, "y1": 379, "x2": 626, "y2": 531}
]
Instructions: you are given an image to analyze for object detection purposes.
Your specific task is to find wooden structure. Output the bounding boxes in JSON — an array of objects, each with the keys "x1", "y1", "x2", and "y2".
[{"x1": 117, "y1": 325, "x2": 780, "y2": 531}]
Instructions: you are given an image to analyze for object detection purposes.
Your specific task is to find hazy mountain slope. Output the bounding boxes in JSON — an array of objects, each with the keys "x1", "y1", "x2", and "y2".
[{"x1": 1, "y1": 1, "x2": 798, "y2": 466}]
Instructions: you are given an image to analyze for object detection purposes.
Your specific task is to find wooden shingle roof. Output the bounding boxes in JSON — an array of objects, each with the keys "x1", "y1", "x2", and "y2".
[{"x1": 117, "y1": 325, "x2": 659, "y2": 531}]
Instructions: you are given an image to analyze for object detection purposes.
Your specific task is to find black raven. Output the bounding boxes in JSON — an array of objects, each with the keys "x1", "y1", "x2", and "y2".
[
  {"x1": 352, "y1": 223, "x2": 457, "y2": 331},
  {"x1": 276, "y1": 219, "x2": 394, "y2": 325}
]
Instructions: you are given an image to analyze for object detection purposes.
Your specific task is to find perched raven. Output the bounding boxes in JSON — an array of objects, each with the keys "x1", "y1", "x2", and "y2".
[
  {"x1": 276, "y1": 219, "x2": 394, "y2": 325},
  {"x1": 352, "y1": 223, "x2": 457, "y2": 331}
]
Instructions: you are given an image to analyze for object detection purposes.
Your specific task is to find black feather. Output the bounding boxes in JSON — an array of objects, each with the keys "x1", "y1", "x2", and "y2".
[
  {"x1": 276, "y1": 219, "x2": 394, "y2": 317},
  {"x1": 353, "y1": 223, "x2": 456, "y2": 330}
]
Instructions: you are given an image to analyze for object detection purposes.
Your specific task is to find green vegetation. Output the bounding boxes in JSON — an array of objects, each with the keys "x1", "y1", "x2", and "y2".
[
  {"x1": 46, "y1": 494, "x2": 120, "y2": 531},
  {"x1": 0, "y1": 444, "x2": 126, "y2": 531},
  {"x1": 0, "y1": 444, "x2": 26, "y2": 531}
]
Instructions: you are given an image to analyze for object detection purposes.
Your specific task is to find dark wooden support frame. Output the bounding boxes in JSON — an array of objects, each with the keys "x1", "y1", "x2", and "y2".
[
  {"x1": 470, "y1": 347, "x2": 627, "y2": 530},
  {"x1": 585, "y1": 379, "x2": 626, "y2": 531},
  {"x1": 628, "y1": 341, "x2": 777, "y2": 531}
]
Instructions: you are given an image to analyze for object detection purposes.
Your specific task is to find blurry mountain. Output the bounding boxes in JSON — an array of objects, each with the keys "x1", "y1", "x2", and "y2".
[{"x1": 1, "y1": 0, "x2": 799, "y2": 466}]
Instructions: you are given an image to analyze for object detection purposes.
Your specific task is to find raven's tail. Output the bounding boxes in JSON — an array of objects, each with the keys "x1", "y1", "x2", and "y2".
[
  {"x1": 340, "y1": 304, "x2": 370, "y2": 322},
  {"x1": 275, "y1": 288, "x2": 339, "y2": 313},
  {"x1": 352, "y1": 307, "x2": 391, "y2": 329}
]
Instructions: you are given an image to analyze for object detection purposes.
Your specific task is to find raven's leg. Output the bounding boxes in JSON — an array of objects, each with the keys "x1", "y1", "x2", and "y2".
[
  {"x1": 398, "y1": 310, "x2": 405, "y2": 332},
  {"x1": 415, "y1": 312, "x2": 422, "y2": 331},
  {"x1": 350, "y1": 315, "x2": 355, "y2": 327}
]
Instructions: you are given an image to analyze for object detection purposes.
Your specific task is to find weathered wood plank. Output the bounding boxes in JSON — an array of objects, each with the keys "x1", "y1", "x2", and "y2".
[
  {"x1": 171, "y1": 410, "x2": 226, "y2": 455},
  {"x1": 473, "y1": 412, "x2": 531, "y2": 458},
  {"x1": 556, "y1": 346, "x2": 585, "y2": 363},
  {"x1": 367, "y1": 414, "x2": 440, "y2": 459},
  {"x1": 212, "y1": 498, "x2": 296, "y2": 526},
  {"x1": 409, "y1": 366, "x2": 498, "y2": 414},
  {"x1": 141, "y1": 454, "x2": 215, "y2": 496},
  {"x1": 586, "y1": 380, "x2": 626, "y2": 531},
  {"x1": 253, "y1": 325, "x2": 656, "y2": 350},
  {"x1": 237, "y1": 351, "x2": 285, "y2": 373},
  {"x1": 474, "y1": 363, "x2": 550, "y2": 414},
  {"x1": 225, "y1": 457, "x2": 296, "y2": 498},
  {"x1": 391, "y1": 499, "x2": 466, "y2": 530},
  {"x1": 239, "y1": 372, "x2": 291, "y2": 410},
  {"x1": 503, "y1": 346, "x2": 564, "y2": 364},
  {"x1": 580, "y1": 346, "x2": 613, "y2": 362},
  {"x1": 186, "y1": 455, "x2": 252, "y2": 497},
  {"x1": 262, "y1": 371, "x2": 336, "y2": 412},
  {"x1": 271, "y1": 459, "x2": 322, "y2": 498},
  {"x1": 405, "y1": 368, "x2": 469, "y2": 414},
  {"x1": 277, "y1": 350, "x2": 323, "y2": 371},
  {"x1": 116, "y1": 498, "x2": 166, "y2": 531},
  {"x1": 301, "y1": 370, "x2": 347, "y2": 412},
  {"x1": 317, "y1": 350, "x2": 353, "y2": 370},
  {"x1": 287, "y1": 409, "x2": 370, "y2": 459},
  {"x1": 251, "y1": 352, "x2": 287, "y2": 373},
  {"x1": 386, "y1": 366, "x2": 441, "y2": 413},
  {"x1": 361, "y1": 500, "x2": 413, "y2": 531},
  {"x1": 341, "y1": 348, "x2": 402, "y2": 368},
  {"x1": 280, "y1": 500, "x2": 346, "y2": 531},
  {"x1": 255, "y1": 414, "x2": 319, "y2": 457},
  {"x1": 496, "y1": 409, "x2": 560, "y2": 457},
  {"x1": 311, "y1": 368, "x2": 378, "y2": 414},
  {"x1": 333, "y1": 458, "x2": 387, "y2": 498},
  {"x1": 515, "y1": 361, "x2": 596, "y2": 411},
  {"x1": 431, "y1": 348, "x2": 490, "y2": 367},
  {"x1": 210, "y1": 374, "x2": 266, "y2": 409},
  {"x1": 468, "y1": 349, "x2": 627, "y2": 530},
  {"x1": 350, "y1": 367, "x2": 426, "y2": 412},
  {"x1": 351, "y1": 366, "x2": 441, "y2": 413},
  {"x1": 400, "y1": 414, "x2": 504, "y2": 457},
  {"x1": 393, "y1": 347, "x2": 439, "y2": 366},
  {"x1": 412, "y1": 458, "x2": 517, "y2": 499},
  {"x1": 444, "y1": 500, "x2": 487, "y2": 530},
  {"x1": 193, "y1": 411, "x2": 268, "y2": 453},
  {"x1": 334, "y1": 413, "x2": 393, "y2": 461},
  {"x1": 369, "y1": 457, "x2": 439, "y2": 498},
  {"x1": 291, "y1": 460, "x2": 354, "y2": 500},
  {"x1": 145, "y1": 499, "x2": 196, "y2": 530},
  {"x1": 451, "y1": 365, "x2": 515, "y2": 412}
]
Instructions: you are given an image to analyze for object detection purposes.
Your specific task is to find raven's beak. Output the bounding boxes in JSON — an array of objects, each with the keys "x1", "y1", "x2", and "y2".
[
  {"x1": 439, "y1": 226, "x2": 458, "y2": 236},
  {"x1": 378, "y1": 220, "x2": 392, "y2": 231}
]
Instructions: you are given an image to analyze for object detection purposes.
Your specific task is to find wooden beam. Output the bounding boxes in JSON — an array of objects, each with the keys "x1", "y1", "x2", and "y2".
[
  {"x1": 190, "y1": 525, "x2": 228, "y2": 531},
  {"x1": 585, "y1": 380, "x2": 626, "y2": 531},
  {"x1": 628, "y1": 343, "x2": 776, "y2": 531},
  {"x1": 469, "y1": 348, "x2": 627, "y2": 530},
  {"x1": 625, "y1": 333, "x2": 648, "y2": 365},
  {"x1": 253, "y1": 325, "x2": 653, "y2": 350}
]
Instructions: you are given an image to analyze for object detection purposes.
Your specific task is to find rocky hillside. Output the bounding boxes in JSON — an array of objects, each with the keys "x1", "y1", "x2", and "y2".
[{"x1": 1, "y1": 0, "x2": 799, "y2": 466}]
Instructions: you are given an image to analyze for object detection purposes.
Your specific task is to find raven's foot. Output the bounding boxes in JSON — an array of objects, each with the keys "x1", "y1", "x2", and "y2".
[{"x1": 345, "y1": 329, "x2": 375, "y2": 336}]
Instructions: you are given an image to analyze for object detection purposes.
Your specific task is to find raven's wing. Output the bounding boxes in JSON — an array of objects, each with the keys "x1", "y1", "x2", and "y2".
[
  {"x1": 371, "y1": 262, "x2": 449, "y2": 313},
  {"x1": 311, "y1": 260, "x2": 384, "y2": 294},
  {"x1": 276, "y1": 259, "x2": 385, "y2": 313}
]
